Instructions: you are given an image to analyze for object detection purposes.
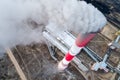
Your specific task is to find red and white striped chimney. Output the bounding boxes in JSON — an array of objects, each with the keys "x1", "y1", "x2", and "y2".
[{"x1": 58, "y1": 33, "x2": 96, "y2": 70}]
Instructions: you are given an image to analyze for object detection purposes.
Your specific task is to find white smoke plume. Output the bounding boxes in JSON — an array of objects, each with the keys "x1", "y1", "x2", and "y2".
[
  {"x1": 0, "y1": 0, "x2": 47, "y2": 53},
  {"x1": 0, "y1": 0, "x2": 107, "y2": 54},
  {"x1": 63, "y1": 0, "x2": 107, "y2": 33}
]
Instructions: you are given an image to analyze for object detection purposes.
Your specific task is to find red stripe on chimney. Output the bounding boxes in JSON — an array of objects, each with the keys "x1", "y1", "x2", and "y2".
[
  {"x1": 65, "y1": 52, "x2": 74, "y2": 61},
  {"x1": 76, "y1": 33, "x2": 96, "y2": 47}
]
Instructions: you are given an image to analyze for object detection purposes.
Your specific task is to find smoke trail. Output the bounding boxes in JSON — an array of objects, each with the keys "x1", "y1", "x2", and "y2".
[
  {"x1": 63, "y1": 0, "x2": 107, "y2": 34},
  {"x1": 0, "y1": 0, "x2": 107, "y2": 55},
  {"x1": 42, "y1": 0, "x2": 107, "y2": 34}
]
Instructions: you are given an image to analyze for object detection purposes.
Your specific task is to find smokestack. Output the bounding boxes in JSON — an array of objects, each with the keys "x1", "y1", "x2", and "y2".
[
  {"x1": 57, "y1": 0, "x2": 107, "y2": 71},
  {"x1": 58, "y1": 33, "x2": 96, "y2": 70}
]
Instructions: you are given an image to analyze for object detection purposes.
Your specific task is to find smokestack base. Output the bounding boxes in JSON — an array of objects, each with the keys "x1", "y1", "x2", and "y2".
[{"x1": 58, "y1": 61, "x2": 68, "y2": 71}]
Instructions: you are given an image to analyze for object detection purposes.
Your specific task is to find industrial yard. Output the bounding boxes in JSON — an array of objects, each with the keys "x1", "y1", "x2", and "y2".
[{"x1": 0, "y1": 23, "x2": 120, "y2": 80}]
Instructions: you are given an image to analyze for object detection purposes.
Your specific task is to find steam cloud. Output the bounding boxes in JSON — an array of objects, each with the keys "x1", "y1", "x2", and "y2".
[{"x1": 0, "y1": 0, "x2": 107, "y2": 55}]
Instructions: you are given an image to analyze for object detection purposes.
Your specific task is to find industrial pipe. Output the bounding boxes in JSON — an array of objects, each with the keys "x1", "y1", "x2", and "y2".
[{"x1": 58, "y1": 33, "x2": 96, "y2": 70}]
